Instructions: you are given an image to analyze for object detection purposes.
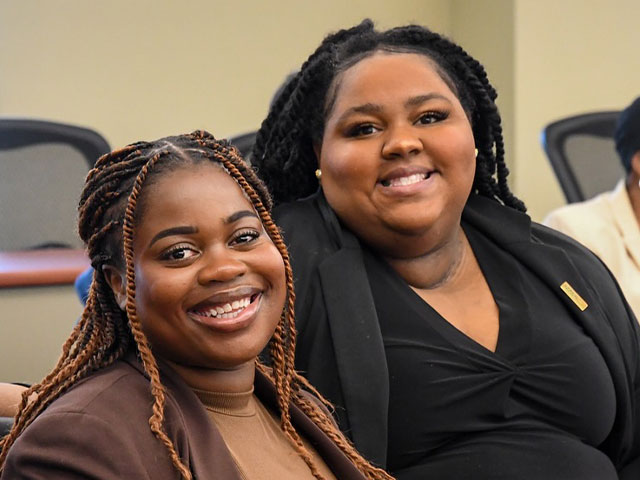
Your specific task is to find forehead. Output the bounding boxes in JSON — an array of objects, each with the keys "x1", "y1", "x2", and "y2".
[
  {"x1": 331, "y1": 52, "x2": 458, "y2": 110},
  {"x1": 139, "y1": 163, "x2": 254, "y2": 226}
]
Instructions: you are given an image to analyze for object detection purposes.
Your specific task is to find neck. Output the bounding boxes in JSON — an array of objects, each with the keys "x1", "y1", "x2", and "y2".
[
  {"x1": 626, "y1": 175, "x2": 640, "y2": 224},
  {"x1": 166, "y1": 359, "x2": 256, "y2": 393},
  {"x1": 383, "y1": 224, "x2": 468, "y2": 289}
]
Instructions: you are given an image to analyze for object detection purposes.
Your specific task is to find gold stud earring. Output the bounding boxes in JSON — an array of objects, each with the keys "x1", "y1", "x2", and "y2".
[
  {"x1": 315, "y1": 169, "x2": 322, "y2": 180},
  {"x1": 474, "y1": 148, "x2": 479, "y2": 158}
]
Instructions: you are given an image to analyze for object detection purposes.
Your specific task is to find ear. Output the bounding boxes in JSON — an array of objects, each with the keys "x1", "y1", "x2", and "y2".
[{"x1": 101, "y1": 265, "x2": 127, "y2": 310}]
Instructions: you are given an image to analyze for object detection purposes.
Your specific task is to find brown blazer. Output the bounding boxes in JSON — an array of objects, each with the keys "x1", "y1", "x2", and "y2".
[{"x1": 1, "y1": 354, "x2": 367, "y2": 479}]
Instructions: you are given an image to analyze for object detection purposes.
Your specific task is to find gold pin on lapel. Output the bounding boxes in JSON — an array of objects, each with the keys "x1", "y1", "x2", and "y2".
[{"x1": 560, "y1": 281, "x2": 588, "y2": 311}]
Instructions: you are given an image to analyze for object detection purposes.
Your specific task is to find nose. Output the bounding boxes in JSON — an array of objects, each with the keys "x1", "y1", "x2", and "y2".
[
  {"x1": 381, "y1": 124, "x2": 423, "y2": 160},
  {"x1": 197, "y1": 248, "x2": 247, "y2": 285}
]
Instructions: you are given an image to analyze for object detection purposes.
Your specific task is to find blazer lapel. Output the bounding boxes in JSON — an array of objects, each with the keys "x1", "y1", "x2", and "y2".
[
  {"x1": 314, "y1": 193, "x2": 389, "y2": 467},
  {"x1": 463, "y1": 195, "x2": 620, "y2": 348},
  {"x1": 317, "y1": 244, "x2": 389, "y2": 467},
  {"x1": 125, "y1": 354, "x2": 243, "y2": 479}
]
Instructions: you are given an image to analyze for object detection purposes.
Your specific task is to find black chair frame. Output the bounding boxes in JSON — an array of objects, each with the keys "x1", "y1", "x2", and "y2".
[
  {"x1": 540, "y1": 111, "x2": 620, "y2": 203},
  {"x1": 0, "y1": 118, "x2": 110, "y2": 168}
]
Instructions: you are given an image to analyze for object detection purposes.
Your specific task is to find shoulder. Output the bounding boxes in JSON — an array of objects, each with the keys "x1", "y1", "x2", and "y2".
[
  {"x1": 273, "y1": 193, "x2": 342, "y2": 274},
  {"x1": 2, "y1": 361, "x2": 184, "y2": 479},
  {"x1": 274, "y1": 193, "x2": 329, "y2": 244},
  {"x1": 532, "y1": 219, "x2": 620, "y2": 284},
  {"x1": 533, "y1": 219, "x2": 639, "y2": 346},
  {"x1": 41, "y1": 360, "x2": 155, "y2": 419}
]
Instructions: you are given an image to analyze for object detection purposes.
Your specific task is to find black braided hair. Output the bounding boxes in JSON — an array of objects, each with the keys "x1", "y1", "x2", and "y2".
[{"x1": 252, "y1": 19, "x2": 525, "y2": 212}]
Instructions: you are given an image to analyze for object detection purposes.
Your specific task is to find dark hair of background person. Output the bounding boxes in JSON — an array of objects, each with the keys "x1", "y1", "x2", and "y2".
[
  {"x1": 0, "y1": 131, "x2": 391, "y2": 480},
  {"x1": 251, "y1": 19, "x2": 525, "y2": 212},
  {"x1": 615, "y1": 96, "x2": 640, "y2": 174}
]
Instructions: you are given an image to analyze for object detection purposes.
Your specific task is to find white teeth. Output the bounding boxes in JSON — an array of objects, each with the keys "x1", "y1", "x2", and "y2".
[
  {"x1": 387, "y1": 173, "x2": 426, "y2": 187},
  {"x1": 192, "y1": 296, "x2": 253, "y2": 318}
]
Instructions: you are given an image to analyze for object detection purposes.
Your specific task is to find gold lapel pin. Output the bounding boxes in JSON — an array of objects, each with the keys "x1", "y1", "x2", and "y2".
[{"x1": 560, "y1": 281, "x2": 588, "y2": 311}]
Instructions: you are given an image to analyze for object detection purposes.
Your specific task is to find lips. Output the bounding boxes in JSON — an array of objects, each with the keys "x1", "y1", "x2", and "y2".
[
  {"x1": 189, "y1": 294, "x2": 256, "y2": 319},
  {"x1": 187, "y1": 287, "x2": 262, "y2": 331}
]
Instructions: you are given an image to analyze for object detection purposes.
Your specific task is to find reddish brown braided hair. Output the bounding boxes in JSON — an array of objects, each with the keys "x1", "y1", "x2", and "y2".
[{"x1": 0, "y1": 131, "x2": 392, "y2": 480}]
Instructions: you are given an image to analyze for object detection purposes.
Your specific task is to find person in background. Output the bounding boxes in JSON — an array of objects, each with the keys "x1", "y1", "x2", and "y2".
[
  {"x1": 251, "y1": 19, "x2": 640, "y2": 479},
  {"x1": 0, "y1": 131, "x2": 391, "y2": 480},
  {"x1": 544, "y1": 96, "x2": 640, "y2": 317}
]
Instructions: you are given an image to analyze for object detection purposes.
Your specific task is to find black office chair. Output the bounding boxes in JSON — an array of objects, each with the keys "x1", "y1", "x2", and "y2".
[
  {"x1": 541, "y1": 111, "x2": 623, "y2": 203},
  {"x1": 0, "y1": 118, "x2": 111, "y2": 251},
  {"x1": 229, "y1": 131, "x2": 257, "y2": 163}
]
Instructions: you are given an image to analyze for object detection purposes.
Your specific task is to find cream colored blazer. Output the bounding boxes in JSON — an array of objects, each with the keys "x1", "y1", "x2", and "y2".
[{"x1": 544, "y1": 179, "x2": 640, "y2": 319}]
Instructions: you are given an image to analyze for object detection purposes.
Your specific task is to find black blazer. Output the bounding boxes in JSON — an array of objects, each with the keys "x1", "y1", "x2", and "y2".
[{"x1": 274, "y1": 191, "x2": 640, "y2": 477}]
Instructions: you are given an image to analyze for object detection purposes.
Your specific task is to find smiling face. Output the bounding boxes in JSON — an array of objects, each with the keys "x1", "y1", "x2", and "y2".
[
  {"x1": 111, "y1": 163, "x2": 286, "y2": 378},
  {"x1": 318, "y1": 51, "x2": 476, "y2": 258}
]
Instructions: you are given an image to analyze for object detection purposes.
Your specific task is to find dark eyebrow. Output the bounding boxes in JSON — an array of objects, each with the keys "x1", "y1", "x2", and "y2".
[
  {"x1": 336, "y1": 94, "x2": 452, "y2": 124},
  {"x1": 335, "y1": 103, "x2": 383, "y2": 124},
  {"x1": 405, "y1": 93, "x2": 452, "y2": 109},
  {"x1": 225, "y1": 210, "x2": 259, "y2": 224},
  {"x1": 148, "y1": 211, "x2": 258, "y2": 248},
  {"x1": 149, "y1": 226, "x2": 198, "y2": 247}
]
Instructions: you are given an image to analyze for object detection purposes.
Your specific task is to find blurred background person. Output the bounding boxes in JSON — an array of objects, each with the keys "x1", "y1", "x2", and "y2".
[{"x1": 544, "y1": 96, "x2": 640, "y2": 317}]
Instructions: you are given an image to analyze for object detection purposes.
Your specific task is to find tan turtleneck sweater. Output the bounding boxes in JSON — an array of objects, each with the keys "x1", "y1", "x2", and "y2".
[{"x1": 193, "y1": 387, "x2": 337, "y2": 480}]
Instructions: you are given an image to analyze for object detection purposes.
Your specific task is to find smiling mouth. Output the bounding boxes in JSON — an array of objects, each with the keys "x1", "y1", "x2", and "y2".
[
  {"x1": 188, "y1": 293, "x2": 259, "y2": 320},
  {"x1": 380, "y1": 172, "x2": 432, "y2": 187}
]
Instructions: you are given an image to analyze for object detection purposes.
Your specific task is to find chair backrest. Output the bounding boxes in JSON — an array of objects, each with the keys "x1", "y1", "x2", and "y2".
[
  {"x1": 0, "y1": 118, "x2": 111, "y2": 251},
  {"x1": 541, "y1": 111, "x2": 624, "y2": 203}
]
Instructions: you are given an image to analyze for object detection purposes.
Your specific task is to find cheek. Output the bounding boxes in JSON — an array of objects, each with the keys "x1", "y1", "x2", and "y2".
[
  {"x1": 134, "y1": 268, "x2": 187, "y2": 318},
  {"x1": 433, "y1": 128, "x2": 476, "y2": 177},
  {"x1": 320, "y1": 138, "x2": 376, "y2": 185},
  {"x1": 265, "y1": 249, "x2": 287, "y2": 301},
  {"x1": 319, "y1": 143, "x2": 377, "y2": 217}
]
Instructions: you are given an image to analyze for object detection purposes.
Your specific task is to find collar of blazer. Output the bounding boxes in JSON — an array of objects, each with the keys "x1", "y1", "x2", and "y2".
[
  {"x1": 313, "y1": 191, "x2": 390, "y2": 466},
  {"x1": 122, "y1": 352, "x2": 367, "y2": 479}
]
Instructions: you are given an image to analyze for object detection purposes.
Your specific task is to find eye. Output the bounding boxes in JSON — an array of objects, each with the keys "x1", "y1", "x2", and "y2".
[
  {"x1": 230, "y1": 229, "x2": 260, "y2": 246},
  {"x1": 160, "y1": 244, "x2": 199, "y2": 262},
  {"x1": 416, "y1": 110, "x2": 448, "y2": 125},
  {"x1": 346, "y1": 123, "x2": 378, "y2": 137}
]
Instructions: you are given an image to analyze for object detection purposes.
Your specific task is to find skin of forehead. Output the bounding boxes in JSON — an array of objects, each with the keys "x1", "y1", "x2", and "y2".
[{"x1": 324, "y1": 50, "x2": 464, "y2": 122}]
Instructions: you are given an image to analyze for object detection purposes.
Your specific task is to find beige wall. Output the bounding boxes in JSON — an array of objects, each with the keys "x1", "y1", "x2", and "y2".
[
  {"x1": 450, "y1": 0, "x2": 515, "y2": 178},
  {"x1": 513, "y1": 0, "x2": 640, "y2": 220},
  {"x1": 2, "y1": 0, "x2": 637, "y2": 215},
  {"x1": 0, "y1": 0, "x2": 450, "y2": 149},
  {"x1": 449, "y1": 0, "x2": 640, "y2": 221}
]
